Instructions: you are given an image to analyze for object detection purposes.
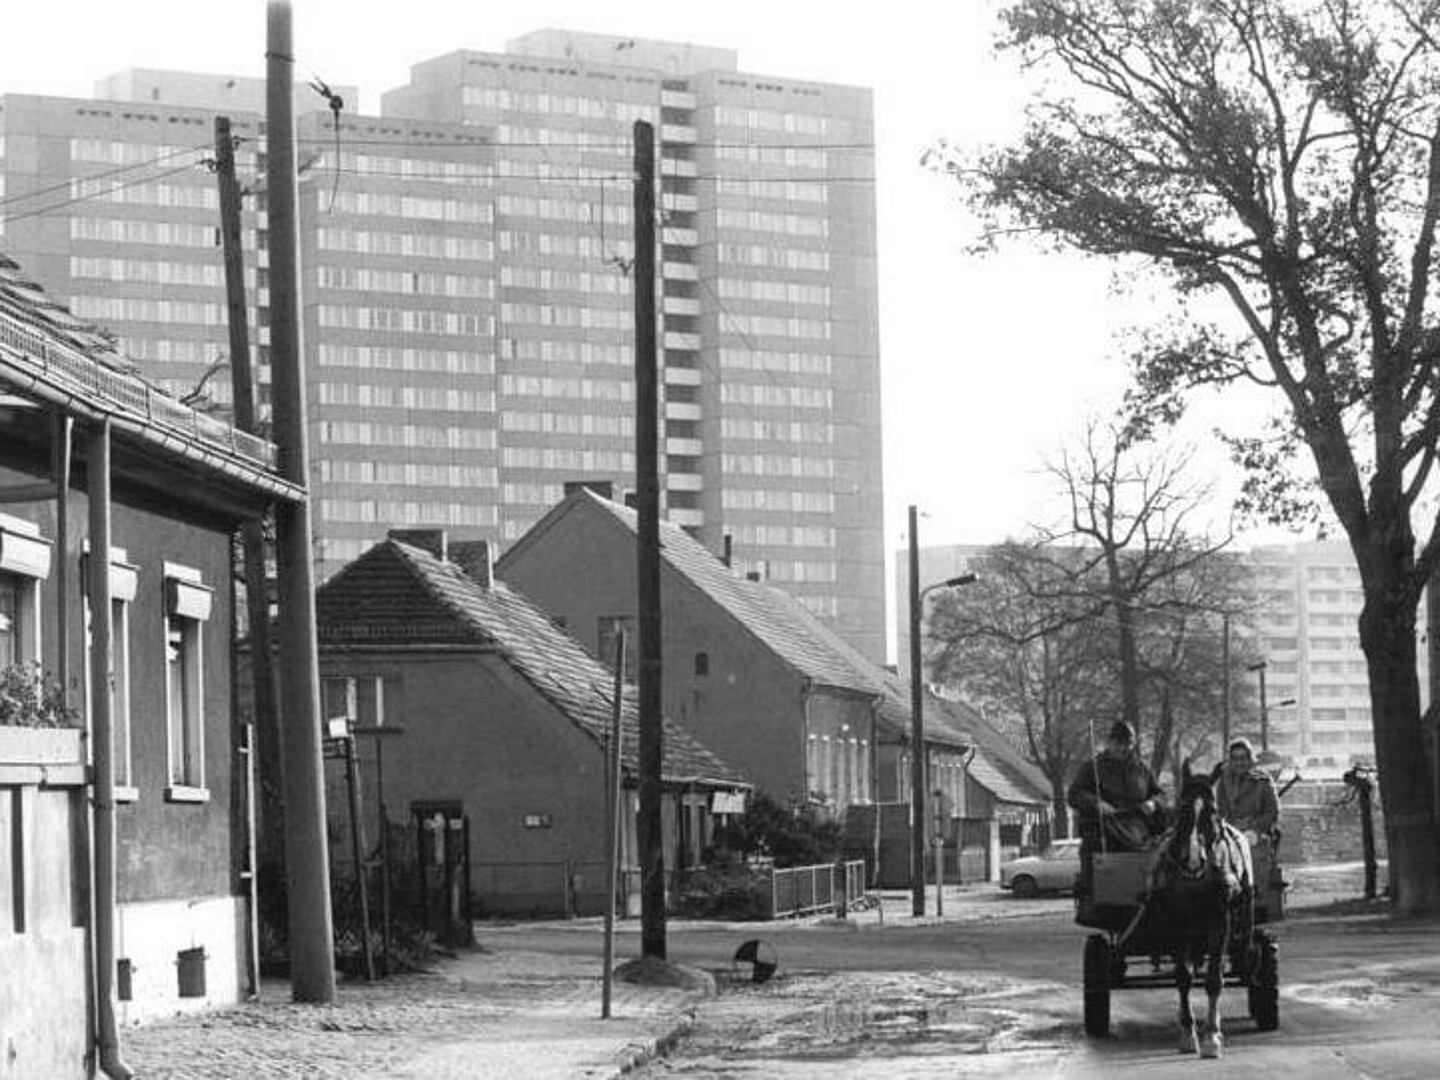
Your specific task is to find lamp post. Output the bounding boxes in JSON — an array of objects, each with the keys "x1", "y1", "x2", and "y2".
[
  {"x1": 1247, "y1": 661, "x2": 1267, "y2": 750},
  {"x1": 907, "y1": 504, "x2": 978, "y2": 917},
  {"x1": 1247, "y1": 660, "x2": 1295, "y2": 753}
]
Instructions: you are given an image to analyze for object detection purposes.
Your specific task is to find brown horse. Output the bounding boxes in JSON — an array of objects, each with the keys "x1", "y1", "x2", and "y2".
[{"x1": 1146, "y1": 763, "x2": 1253, "y2": 1058}]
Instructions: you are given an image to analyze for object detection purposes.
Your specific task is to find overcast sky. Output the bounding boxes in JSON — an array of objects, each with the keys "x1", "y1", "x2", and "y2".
[{"x1": 1, "y1": 1, "x2": 1289, "y2": 582}]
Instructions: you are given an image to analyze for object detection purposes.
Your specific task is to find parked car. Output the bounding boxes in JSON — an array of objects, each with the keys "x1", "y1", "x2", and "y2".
[{"x1": 1000, "y1": 839, "x2": 1082, "y2": 897}]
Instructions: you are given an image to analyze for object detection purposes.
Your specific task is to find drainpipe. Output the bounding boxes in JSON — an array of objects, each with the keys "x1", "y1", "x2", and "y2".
[{"x1": 88, "y1": 420, "x2": 134, "y2": 1079}]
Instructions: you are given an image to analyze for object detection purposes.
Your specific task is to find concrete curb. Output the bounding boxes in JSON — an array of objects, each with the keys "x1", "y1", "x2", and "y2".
[{"x1": 612, "y1": 1010, "x2": 697, "y2": 1076}]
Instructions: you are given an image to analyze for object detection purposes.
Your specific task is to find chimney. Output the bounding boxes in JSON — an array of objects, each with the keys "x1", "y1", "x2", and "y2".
[
  {"x1": 563, "y1": 479, "x2": 614, "y2": 500},
  {"x1": 388, "y1": 528, "x2": 447, "y2": 560},
  {"x1": 450, "y1": 539, "x2": 494, "y2": 589},
  {"x1": 722, "y1": 533, "x2": 733, "y2": 568}
]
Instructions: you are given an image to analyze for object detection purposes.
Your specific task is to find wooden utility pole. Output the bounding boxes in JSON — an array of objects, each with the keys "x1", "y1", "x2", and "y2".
[
  {"x1": 215, "y1": 114, "x2": 284, "y2": 881},
  {"x1": 632, "y1": 119, "x2": 665, "y2": 960},
  {"x1": 266, "y1": 0, "x2": 335, "y2": 1003},
  {"x1": 908, "y1": 505, "x2": 926, "y2": 917}
]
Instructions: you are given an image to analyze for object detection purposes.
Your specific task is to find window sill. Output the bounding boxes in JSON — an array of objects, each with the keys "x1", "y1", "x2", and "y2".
[
  {"x1": 114, "y1": 785, "x2": 139, "y2": 804},
  {"x1": 163, "y1": 785, "x2": 210, "y2": 804}
]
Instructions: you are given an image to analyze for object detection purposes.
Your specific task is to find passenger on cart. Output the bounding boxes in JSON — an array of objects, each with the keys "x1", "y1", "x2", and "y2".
[
  {"x1": 1067, "y1": 720, "x2": 1168, "y2": 910},
  {"x1": 1214, "y1": 735, "x2": 1283, "y2": 892},
  {"x1": 1213, "y1": 736, "x2": 1279, "y2": 845}
]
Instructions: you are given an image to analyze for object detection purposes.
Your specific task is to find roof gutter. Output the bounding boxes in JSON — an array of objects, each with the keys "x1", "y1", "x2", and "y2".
[{"x1": 0, "y1": 347, "x2": 302, "y2": 504}]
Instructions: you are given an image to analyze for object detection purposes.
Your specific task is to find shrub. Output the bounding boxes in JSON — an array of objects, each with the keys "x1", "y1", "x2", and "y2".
[
  {"x1": 710, "y1": 791, "x2": 842, "y2": 868},
  {"x1": 673, "y1": 863, "x2": 772, "y2": 920}
]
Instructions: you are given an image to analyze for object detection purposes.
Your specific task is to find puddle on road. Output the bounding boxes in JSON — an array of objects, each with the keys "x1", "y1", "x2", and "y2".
[{"x1": 682, "y1": 971, "x2": 1076, "y2": 1064}]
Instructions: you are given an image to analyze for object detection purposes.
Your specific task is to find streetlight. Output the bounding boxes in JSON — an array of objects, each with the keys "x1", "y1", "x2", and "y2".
[
  {"x1": 908, "y1": 504, "x2": 978, "y2": 917},
  {"x1": 1247, "y1": 660, "x2": 1296, "y2": 753}
]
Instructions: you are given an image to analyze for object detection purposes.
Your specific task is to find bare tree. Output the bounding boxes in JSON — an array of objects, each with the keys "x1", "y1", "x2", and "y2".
[
  {"x1": 930, "y1": 425, "x2": 1251, "y2": 824},
  {"x1": 943, "y1": 0, "x2": 1440, "y2": 912},
  {"x1": 929, "y1": 541, "x2": 1113, "y2": 834}
]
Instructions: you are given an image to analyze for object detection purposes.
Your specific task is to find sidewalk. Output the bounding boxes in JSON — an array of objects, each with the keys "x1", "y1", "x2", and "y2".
[{"x1": 123, "y1": 943, "x2": 711, "y2": 1079}]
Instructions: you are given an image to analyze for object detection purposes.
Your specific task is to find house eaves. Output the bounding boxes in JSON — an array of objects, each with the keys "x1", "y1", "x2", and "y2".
[{"x1": 0, "y1": 265, "x2": 300, "y2": 505}]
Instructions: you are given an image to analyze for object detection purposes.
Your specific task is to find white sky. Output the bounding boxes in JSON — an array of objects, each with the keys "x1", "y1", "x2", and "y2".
[{"x1": 1, "y1": 2, "x2": 1297, "y2": 618}]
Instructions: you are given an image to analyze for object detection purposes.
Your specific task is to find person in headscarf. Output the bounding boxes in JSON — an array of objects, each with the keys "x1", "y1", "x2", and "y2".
[{"x1": 1215, "y1": 736, "x2": 1279, "y2": 846}]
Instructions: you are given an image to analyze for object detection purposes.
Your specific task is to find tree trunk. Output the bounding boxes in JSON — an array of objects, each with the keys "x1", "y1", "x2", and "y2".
[
  {"x1": 1052, "y1": 781, "x2": 1071, "y2": 840},
  {"x1": 1357, "y1": 573, "x2": 1440, "y2": 915}
]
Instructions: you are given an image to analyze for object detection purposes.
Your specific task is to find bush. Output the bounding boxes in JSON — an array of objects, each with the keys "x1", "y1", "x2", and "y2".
[
  {"x1": 710, "y1": 791, "x2": 842, "y2": 868},
  {"x1": 673, "y1": 863, "x2": 772, "y2": 919}
]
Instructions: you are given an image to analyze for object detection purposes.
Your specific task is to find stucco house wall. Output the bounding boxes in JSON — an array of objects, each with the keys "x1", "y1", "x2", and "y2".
[{"x1": 2, "y1": 469, "x2": 249, "y2": 1031}]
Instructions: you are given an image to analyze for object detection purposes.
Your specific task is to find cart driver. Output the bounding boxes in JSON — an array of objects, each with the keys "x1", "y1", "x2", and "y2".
[{"x1": 1067, "y1": 721, "x2": 1167, "y2": 900}]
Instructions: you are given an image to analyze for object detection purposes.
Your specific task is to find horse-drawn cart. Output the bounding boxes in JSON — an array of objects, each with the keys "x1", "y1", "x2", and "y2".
[{"x1": 1077, "y1": 836, "x2": 1284, "y2": 1040}]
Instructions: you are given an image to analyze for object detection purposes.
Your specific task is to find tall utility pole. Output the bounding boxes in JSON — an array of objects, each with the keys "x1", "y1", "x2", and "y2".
[
  {"x1": 214, "y1": 115, "x2": 283, "y2": 875},
  {"x1": 267, "y1": 0, "x2": 335, "y2": 1003},
  {"x1": 632, "y1": 119, "x2": 665, "y2": 960},
  {"x1": 908, "y1": 506, "x2": 926, "y2": 917}
]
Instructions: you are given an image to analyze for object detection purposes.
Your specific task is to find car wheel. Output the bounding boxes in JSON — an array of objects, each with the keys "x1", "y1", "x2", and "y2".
[{"x1": 1012, "y1": 874, "x2": 1039, "y2": 899}]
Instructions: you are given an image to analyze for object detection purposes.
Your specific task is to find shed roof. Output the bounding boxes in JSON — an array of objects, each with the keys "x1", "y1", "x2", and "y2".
[{"x1": 317, "y1": 538, "x2": 749, "y2": 789}]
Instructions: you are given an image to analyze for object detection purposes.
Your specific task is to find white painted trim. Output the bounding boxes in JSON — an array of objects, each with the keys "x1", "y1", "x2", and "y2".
[{"x1": 163, "y1": 785, "x2": 210, "y2": 804}]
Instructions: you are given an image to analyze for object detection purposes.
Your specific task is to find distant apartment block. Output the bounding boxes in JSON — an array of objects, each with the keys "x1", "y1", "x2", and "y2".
[{"x1": 0, "y1": 29, "x2": 886, "y2": 660}]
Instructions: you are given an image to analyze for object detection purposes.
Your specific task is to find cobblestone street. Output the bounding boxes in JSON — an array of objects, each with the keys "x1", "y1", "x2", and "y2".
[{"x1": 123, "y1": 951, "x2": 693, "y2": 1079}]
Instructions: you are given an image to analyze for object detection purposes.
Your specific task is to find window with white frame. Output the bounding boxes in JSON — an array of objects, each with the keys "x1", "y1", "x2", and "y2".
[
  {"x1": 163, "y1": 563, "x2": 212, "y2": 800},
  {"x1": 84, "y1": 548, "x2": 138, "y2": 797},
  {"x1": 0, "y1": 516, "x2": 53, "y2": 669}
]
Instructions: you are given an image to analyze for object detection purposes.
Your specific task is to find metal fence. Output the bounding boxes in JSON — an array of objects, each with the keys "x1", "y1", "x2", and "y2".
[
  {"x1": 769, "y1": 859, "x2": 867, "y2": 919},
  {"x1": 466, "y1": 858, "x2": 870, "y2": 920}
]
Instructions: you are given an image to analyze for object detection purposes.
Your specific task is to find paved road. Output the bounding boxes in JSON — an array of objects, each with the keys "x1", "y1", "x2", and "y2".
[{"x1": 484, "y1": 886, "x2": 1440, "y2": 1078}]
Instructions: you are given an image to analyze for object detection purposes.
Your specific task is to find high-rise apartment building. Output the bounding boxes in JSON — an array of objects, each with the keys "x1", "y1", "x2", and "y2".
[{"x1": 0, "y1": 31, "x2": 886, "y2": 660}]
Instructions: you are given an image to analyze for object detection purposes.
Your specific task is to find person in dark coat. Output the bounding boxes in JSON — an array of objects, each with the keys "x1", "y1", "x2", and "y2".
[{"x1": 1067, "y1": 721, "x2": 1167, "y2": 899}]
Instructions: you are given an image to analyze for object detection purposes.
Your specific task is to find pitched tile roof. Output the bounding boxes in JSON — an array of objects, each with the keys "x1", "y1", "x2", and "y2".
[
  {"x1": 317, "y1": 538, "x2": 748, "y2": 789},
  {"x1": 553, "y1": 490, "x2": 892, "y2": 696}
]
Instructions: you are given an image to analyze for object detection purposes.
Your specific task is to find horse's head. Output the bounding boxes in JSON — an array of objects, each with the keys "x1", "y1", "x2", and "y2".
[{"x1": 1166, "y1": 760, "x2": 1223, "y2": 880}]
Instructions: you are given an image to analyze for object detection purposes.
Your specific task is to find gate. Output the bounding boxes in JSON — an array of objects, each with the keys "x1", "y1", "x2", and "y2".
[
  {"x1": 411, "y1": 800, "x2": 471, "y2": 945},
  {"x1": 958, "y1": 817, "x2": 991, "y2": 883}
]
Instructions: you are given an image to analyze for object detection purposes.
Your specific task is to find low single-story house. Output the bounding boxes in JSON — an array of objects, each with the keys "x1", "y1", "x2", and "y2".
[
  {"x1": 495, "y1": 488, "x2": 972, "y2": 823},
  {"x1": 1, "y1": 252, "x2": 298, "y2": 1074},
  {"x1": 314, "y1": 530, "x2": 750, "y2": 916}
]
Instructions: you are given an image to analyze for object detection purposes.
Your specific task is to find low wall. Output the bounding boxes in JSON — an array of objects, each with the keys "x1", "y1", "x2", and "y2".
[{"x1": 1279, "y1": 781, "x2": 1386, "y2": 864}]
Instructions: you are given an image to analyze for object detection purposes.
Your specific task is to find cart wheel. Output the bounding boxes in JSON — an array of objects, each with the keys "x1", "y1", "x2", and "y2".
[
  {"x1": 1246, "y1": 932, "x2": 1279, "y2": 1031},
  {"x1": 1083, "y1": 933, "x2": 1112, "y2": 1037}
]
